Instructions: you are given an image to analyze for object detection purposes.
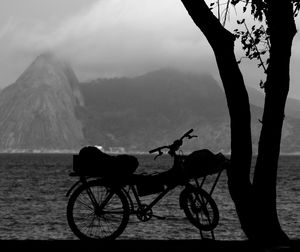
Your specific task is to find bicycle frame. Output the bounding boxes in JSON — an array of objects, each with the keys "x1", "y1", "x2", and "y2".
[
  {"x1": 125, "y1": 183, "x2": 177, "y2": 215},
  {"x1": 123, "y1": 169, "x2": 225, "y2": 218},
  {"x1": 66, "y1": 129, "x2": 229, "y2": 240},
  {"x1": 67, "y1": 153, "x2": 226, "y2": 216}
]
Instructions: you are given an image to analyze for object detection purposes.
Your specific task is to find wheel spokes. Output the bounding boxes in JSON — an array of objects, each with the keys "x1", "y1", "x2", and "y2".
[{"x1": 69, "y1": 182, "x2": 129, "y2": 240}]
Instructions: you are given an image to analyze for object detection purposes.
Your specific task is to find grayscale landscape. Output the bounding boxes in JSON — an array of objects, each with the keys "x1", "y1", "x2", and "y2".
[{"x1": 0, "y1": 0, "x2": 299, "y2": 248}]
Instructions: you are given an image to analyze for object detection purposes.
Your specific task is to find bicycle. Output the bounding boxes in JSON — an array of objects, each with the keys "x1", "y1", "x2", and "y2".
[{"x1": 66, "y1": 129, "x2": 229, "y2": 240}]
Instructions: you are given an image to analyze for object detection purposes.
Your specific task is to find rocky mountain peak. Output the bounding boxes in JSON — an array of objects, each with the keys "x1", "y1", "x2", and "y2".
[
  {"x1": 0, "y1": 53, "x2": 85, "y2": 152},
  {"x1": 14, "y1": 52, "x2": 84, "y2": 107}
]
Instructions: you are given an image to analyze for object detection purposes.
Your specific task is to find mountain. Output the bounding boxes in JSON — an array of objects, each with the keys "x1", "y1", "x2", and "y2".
[
  {"x1": 78, "y1": 70, "x2": 233, "y2": 152},
  {"x1": 76, "y1": 69, "x2": 233, "y2": 153},
  {"x1": 2, "y1": 55, "x2": 300, "y2": 154},
  {"x1": 0, "y1": 53, "x2": 85, "y2": 152},
  {"x1": 78, "y1": 69, "x2": 300, "y2": 153}
]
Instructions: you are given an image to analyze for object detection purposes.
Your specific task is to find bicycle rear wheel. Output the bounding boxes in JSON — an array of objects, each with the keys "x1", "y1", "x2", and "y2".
[
  {"x1": 180, "y1": 186, "x2": 219, "y2": 231},
  {"x1": 67, "y1": 180, "x2": 130, "y2": 240}
]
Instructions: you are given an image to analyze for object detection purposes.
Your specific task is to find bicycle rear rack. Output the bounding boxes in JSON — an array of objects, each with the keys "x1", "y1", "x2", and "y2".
[{"x1": 197, "y1": 167, "x2": 225, "y2": 196}]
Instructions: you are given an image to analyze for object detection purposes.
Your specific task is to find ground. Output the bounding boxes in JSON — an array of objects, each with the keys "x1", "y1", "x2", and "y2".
[{"x1": 2, "y1": 239, "x2": 300, "y2": 252}]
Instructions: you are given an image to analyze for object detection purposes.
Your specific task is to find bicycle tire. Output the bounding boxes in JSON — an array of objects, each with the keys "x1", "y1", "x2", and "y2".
[
  {"x1": 67, "y1": 180, "x2": 130, "y2": 240},
  {"x1": 180, "y1": 186, "x2": 219, "y2": 231}
]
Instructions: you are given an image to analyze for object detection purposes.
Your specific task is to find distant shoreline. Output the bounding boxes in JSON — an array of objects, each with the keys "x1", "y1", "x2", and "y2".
[{"x1": 1, "y1": 151, "x2": 300, "y2": 156}]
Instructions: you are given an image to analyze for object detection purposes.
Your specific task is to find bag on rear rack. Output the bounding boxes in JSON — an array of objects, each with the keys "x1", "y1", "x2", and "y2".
[
  {"x1": 183, "y1": 149, "x2": 226, "y2": 179},
  {"x1": 73, "y1": 146, "x2": 139, "y2": 177}
]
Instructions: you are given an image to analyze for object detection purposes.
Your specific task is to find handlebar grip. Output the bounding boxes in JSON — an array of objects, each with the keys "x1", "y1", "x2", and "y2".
[
  {"x1": 185, "y1": 129, "x2": 193, "y2": 135},
  {"x1": 180, "y1": 129, "x2": 194, "y2": 140},
  {"x1": 149, "y1": 147, "x2": 162, "y2": 154}
]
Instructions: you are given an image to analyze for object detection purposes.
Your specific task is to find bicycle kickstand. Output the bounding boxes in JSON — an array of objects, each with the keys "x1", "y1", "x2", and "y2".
[
  {"x1": 152, "y1": 214, "x2": 166, "y2": 220},
  {"x1": 199, "y1": 229, "x2": 215, "y2": 240}
]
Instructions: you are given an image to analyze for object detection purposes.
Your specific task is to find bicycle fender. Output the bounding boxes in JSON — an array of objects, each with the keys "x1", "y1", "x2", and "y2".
[
  {"x1": 66, "y1": 180, "x2": 82, "y2": 197},
  {"x1": 121, "y1": 187, "x2": 135, "y2": 212},
  {"x1": 179, "y1": 183, "x2": 194, "y2": 209}
]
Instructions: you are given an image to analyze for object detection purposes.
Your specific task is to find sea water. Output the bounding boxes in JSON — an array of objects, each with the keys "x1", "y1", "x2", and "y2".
[{"x1": 0, "y1": 154, "x2": 298, "y2": 240}]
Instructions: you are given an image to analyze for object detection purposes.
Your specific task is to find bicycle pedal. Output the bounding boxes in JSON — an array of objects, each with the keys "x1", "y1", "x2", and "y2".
[{"x1": 152, "y1": 215, "x2": 166, "y2": 220}]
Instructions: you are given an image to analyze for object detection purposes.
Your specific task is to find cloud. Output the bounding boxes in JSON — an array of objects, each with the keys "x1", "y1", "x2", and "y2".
[
  {"x1": 5, "y1": 0, "x2": 216, "y2": 80},
  {"x1": 3, "y1": 0, "x2": 300, "y2": 99},
  {"x1": 0, "y1": 18, "x2": 16, "y2": 39}
]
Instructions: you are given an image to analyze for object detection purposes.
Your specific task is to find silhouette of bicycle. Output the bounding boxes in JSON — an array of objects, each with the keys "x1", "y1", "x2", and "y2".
[{"x1": 66, "y1": 129, "x2": 229, "y2": 240}]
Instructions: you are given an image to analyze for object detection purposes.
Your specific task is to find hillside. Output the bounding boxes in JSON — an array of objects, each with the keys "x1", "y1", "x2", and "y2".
[
  {"x1": 0, "y1": 53, "x2": 85, "y2": 152},
  {"x1": 78, "y1": 69, "x2": 300, "y2": 153},
  {"x1": 77, "y1": 69, "x2": 231, "y2": 152},
  {"x1": 1, "y1": 54, "x2": 300, "y2": 153}
]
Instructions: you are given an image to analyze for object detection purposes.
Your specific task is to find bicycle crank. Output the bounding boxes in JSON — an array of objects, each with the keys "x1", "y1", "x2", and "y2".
[{"x1": 136, "y1": 204, "x2": 153, "y2": 222}]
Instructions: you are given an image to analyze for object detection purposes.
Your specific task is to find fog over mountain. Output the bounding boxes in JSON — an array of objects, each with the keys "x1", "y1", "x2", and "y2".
[{"x1": 1, "y1": 54, "x2": 300, "y2": 153}]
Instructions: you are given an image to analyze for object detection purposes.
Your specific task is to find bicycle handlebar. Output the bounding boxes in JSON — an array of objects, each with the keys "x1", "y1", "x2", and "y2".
[{"x1": 149, "y1": 129, "x2": 197, "y2": 159}]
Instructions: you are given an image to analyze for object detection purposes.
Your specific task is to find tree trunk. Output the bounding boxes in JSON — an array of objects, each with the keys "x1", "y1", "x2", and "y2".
[
  {"x1": 181, "y1": 0, "x2": 297, "y2": 244},
  {"x1": 253, "y1": 0, "x2": 297, "y2": 244},
  {"x1": 180, "y1": 0, "x2": 256, "y2": 239}
]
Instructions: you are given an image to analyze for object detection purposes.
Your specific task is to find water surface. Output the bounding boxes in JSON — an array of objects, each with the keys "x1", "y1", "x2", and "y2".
[{"x1": 0, "y1": 154, "x2": 298, "y2": 240}]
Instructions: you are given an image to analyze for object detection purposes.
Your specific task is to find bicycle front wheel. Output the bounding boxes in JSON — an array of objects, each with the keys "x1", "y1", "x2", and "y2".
[
  {"x1": 67, "y1": 180, "x2": 130, "y2": 240},
  {"x1": 180, "y1": 186, "x2": 219, "y2": 231}
]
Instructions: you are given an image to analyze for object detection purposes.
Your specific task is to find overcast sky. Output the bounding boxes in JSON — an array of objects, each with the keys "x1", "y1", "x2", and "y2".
[{"x1": 1, "y1": 0, "x2": 300, "y2": 99}]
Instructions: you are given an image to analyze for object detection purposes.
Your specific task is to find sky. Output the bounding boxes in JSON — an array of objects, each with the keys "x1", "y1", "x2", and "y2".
[{"x1": 0, "y1": 0, "x2": 300, "y2": 99}]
